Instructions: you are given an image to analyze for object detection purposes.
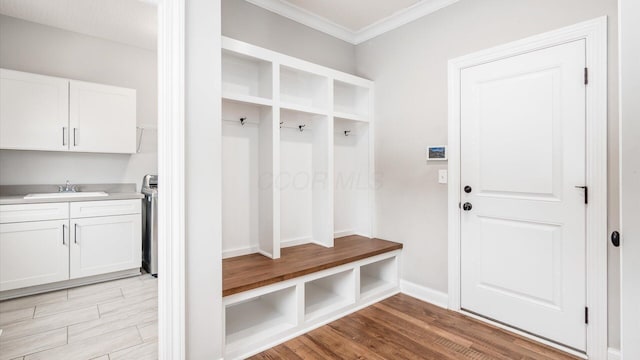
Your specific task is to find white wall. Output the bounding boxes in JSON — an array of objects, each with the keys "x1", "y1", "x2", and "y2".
[
  {"x1": 0, "y1": 15, "x2": 157, "y2": 190},
  {"x1": 221, "y1": 0, "x2": 356, "y2": 74},
  {"x1": 619, "y1": 0, "x2": 640, "y2": 357},
  {"x1": 354, "y1": 0, "x2": 621, "y2": 348}
]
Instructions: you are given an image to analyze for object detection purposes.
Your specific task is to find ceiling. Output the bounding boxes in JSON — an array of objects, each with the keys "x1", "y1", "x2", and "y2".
[
  {"x1": 246, "y1": 0, "x2": 460, "y2": 44},
  {"x1": 0, "y1": 0, "x2": 157, "y2": 50}
]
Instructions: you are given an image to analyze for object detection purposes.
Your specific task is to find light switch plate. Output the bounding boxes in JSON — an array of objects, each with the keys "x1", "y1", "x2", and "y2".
[{"x1": 438, "y1": 170, "x2": 448, "y2": 184}]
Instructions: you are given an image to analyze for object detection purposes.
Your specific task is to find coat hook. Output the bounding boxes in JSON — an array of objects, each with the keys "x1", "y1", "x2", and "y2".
[
  {"x1": 280, "y1": 121, "x2": 284, "y2": 128},
  {"x1": 240, "y1": 117, "x2": 247, "y2": 126},
  {"x1": 344, "y1": 130, "x2": 351, "y2": 136},
  {"x1": 298, "y1": 124, "x2": 306, "y2": 132}
]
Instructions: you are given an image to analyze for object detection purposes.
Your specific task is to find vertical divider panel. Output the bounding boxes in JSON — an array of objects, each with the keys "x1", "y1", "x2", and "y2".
[
  {"x1": 365, "y1": 87, "x2": 375, "y2": 238},
  {"x1": 296, "y1": 283, "x2": 305, "y2": 325},
  {"x1": 257, "y1": 107, "x2": 275, "y2": 258},
  {"x1": 311, "y1": 78, "x2": 334, "y2": 248},
  {"x1": 272, "y1": 63, "x2": 281, "y2": 259}
]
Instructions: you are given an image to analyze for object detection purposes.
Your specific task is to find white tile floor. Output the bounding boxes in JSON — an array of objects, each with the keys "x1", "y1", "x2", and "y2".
[{"x1": 0, "y1": 274, "x2": 157, "y2": 360}]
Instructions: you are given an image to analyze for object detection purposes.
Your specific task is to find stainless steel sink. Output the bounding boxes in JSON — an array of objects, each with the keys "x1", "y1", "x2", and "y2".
[{"x1": 24, "y1": 192, "x2": 108, "y2": 199}]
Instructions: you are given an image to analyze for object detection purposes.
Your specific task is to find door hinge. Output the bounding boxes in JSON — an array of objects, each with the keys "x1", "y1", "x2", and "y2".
[
  {"x1": 585, "y1": 307, "x2": 589, "y2": 324},
  {"x1": 584, "y1": 68, "x2": 589, "y2": 85}
]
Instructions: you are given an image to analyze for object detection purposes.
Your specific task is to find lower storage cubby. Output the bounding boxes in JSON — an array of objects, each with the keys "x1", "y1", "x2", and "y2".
[
  {"x1": 360, "y1": 257, "x2": 397, "y2": 299},
  {"x1": 304, "y1": 270, "x2": 355, "y2": 321},
  {"x1": 223, "y1": 247, "x2": 401, "y2": 359},
  {"x1": 225, "y1": 286, "x2": 297, "y2": 351}
]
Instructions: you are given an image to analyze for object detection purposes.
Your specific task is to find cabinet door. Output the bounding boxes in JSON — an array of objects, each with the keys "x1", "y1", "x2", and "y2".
[
  {"x1": 70, "y1": 215, "x2": 141, "y2": 279},
  {"x1": 0, "y1": 69, "x2": 69, "y2": 151},
  {"x1": 0, "y1": 220, "x2": 69, "y2": 291},
  {"x1": 69, "y1": 80, "x2": 136, "y2": 154}
]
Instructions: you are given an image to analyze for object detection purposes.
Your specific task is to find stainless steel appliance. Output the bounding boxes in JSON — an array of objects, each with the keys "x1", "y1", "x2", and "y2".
[{"x1": 141, "y1": 175, "x2": 158, "y2": 276}]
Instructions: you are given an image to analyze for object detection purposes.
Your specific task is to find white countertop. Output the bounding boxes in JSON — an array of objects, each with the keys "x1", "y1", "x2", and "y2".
[
  {"x1": 0, "y1": 192, "x2": 144, "y2": 205},
  {"x1": 0, "y1": 183, "x2": 145, "y2": 205}
]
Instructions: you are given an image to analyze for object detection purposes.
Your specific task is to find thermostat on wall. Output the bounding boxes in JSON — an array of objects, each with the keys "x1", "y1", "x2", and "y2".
[{"x1": 427, "y1": 146, "x2": 447, "y2": 161}]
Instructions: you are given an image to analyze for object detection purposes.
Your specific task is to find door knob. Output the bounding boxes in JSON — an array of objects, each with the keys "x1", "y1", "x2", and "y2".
[
  {"x1": 611, "y1": 231, "x2": 620, "y2": 247},
  {"x1": 462, "y1": 202, "x2": 473, "y2": 211},
  {"x1": 464, "y1": 186, "x2": 472, "y2": 193}
]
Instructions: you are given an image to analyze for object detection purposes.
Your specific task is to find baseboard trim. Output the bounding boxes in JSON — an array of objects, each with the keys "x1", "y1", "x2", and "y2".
[
  {"x1": 222, "y1": 246, "x2": 258, "y2": 259},
  {"x1": 399, "y1": 280, "x2": 449, "y2": 309},
  {"x1": 280, "y1": 237, "x2": 312, "y2": 248},
  {"x1": 0, "y1": 268, "x2": 141, "y2": 300},
  {"x1": 608, "y1": 348, "x2": 621, "y2": 360}
]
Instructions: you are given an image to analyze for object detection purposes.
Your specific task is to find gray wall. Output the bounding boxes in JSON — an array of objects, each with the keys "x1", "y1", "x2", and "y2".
[
  {"x1": 355, "y1": 0, "x2": 620, "y2": 348},
  {"x1": 222, "y1": 0, "x2": 356, "y2": 74},
  {"x1": 0, "y1": 15, "x2": 158, "y2": 190}
]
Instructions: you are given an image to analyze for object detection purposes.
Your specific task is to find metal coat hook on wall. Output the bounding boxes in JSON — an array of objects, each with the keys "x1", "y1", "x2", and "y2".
[
  {"x1": 344, "y1": 130, "x2": 351, "y2": 137},
  {"x1": 298, "y1": 124, "x2": 306, "y2": 132},
  {"x1": 240, "y1": 117, "x2": 247, "y2": 126}
]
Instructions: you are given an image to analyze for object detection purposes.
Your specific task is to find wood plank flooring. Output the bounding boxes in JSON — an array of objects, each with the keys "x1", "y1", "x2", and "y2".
[
  {"x1": 251, "y1": 293, "x2": 580, "y2": 360},
  {"x1": 224, "y1": 236, "x2": 403, "y2": 296},
  {"x1": 0, "y1": 274, "x2": 157, "y2": 360}
]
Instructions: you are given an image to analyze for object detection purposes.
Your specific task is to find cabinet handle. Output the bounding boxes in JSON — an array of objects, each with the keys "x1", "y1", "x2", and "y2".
[
  {"x1": 62, "y1": 224, "x2": 67, "y2": 245},
  {"x1": 73, "y1": 128, "x2": 78, "y2": 146},
  {"x1": 62, "y1": 127, "x2": 67, "y2": 146},
  {"x1": 74, "y1": 223, "x2": 78, "y2": 244}
]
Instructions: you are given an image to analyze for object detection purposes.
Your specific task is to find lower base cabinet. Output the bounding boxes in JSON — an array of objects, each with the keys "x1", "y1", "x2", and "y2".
[
  {"x1": 70, "y1": 214, "x2": 141, "y2": 279},
  {"x1": 0, "y1": 220, "x2": 69, "y2": 291},
  {"x1": 0, "y1": 200, "x2": 142, "y2": 293}
]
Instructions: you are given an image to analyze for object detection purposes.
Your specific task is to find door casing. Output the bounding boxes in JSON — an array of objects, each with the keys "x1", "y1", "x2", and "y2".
[{"x1": 448, "y1": 17, "x2": 608, "y2": 359}]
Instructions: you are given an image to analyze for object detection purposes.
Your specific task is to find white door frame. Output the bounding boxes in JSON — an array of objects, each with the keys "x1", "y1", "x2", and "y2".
[
  {"x1": 448, "y1": 17, "x2": 608, "y2": 359},
  {"x1": 619, "y1": 0, "x2": 640, "y2": 358},
  {"x1": 157, "y1": 0, "x2": 186, "y2": 359}
]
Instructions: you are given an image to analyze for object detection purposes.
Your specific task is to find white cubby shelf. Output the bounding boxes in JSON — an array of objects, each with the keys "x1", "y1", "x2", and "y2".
[
  {"x1": 223, "y1": 250, "x2": 401, "y2": 360},
  {"x1": 360, "y1": 256, "x2": 398, "y2": 300},
  {"x1": 221, "y1": 37, "x2": 375, "y2": 260}
]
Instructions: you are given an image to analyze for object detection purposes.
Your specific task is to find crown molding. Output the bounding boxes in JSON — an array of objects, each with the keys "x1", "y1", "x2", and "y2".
[
  {"x1": 245, "y1": 0, "x2": 356, "y2": 43},
  {"x1": 245, "y1": 0, "x2": 459, "y2": 45},
  {"x1": 354, "y1": 0, "x2": 459, "y2": 44}
]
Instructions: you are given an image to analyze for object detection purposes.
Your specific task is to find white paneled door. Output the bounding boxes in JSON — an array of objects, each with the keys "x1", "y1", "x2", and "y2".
[{"x1": 460, "y1": 40, "x2": 587, "y2": 351}]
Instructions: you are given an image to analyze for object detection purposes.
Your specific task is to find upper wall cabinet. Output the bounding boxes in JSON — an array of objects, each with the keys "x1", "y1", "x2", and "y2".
[
  {"x1": 0, "y1": 68, "x2": 137, "y2": 154},
  {"x1": 0, "y1": 69, "x2": 69, "y2": 152},
  {"x1": 69, "y1": 81, "x2": 136, "y2": 154}
]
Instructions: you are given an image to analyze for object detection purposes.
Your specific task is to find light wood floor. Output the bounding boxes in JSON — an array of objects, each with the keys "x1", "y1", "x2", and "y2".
[
  {"x1": 0, "y1": 274, "x2": 157, "y2": 360},
  {"x1": 251, "y1": 293, "x2": 580, "y2": 360}
]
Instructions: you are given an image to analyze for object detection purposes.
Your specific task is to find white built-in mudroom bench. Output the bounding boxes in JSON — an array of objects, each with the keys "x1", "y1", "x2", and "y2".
[{"x1": 221, "y1": 38, "x2": 403, "y2": 359}]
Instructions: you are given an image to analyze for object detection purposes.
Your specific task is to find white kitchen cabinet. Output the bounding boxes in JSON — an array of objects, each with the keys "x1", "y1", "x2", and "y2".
[
  {"x1": 70, "y1": 214, "x2": 141, "y2": 279},
  {"x1": 0, "y1": 220, "x2": 69, "y2": 291},
  {"x1": 0, "y1": 199, "x2": 141, "y2": 295},
  {"x1": 0, "y1": 69, "x2": 69, "y2": 151},
  {"x1": 69, "y1": 80, "x2": 137, "y2": 154},
  {"x1": 0, "y1": 68, "x2": 137, "y2": 154}
]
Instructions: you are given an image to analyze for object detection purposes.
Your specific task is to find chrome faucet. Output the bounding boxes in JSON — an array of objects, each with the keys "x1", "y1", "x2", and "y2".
[{"x1": 58, "y1": 180, "x2": 78, "y2": 193}]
